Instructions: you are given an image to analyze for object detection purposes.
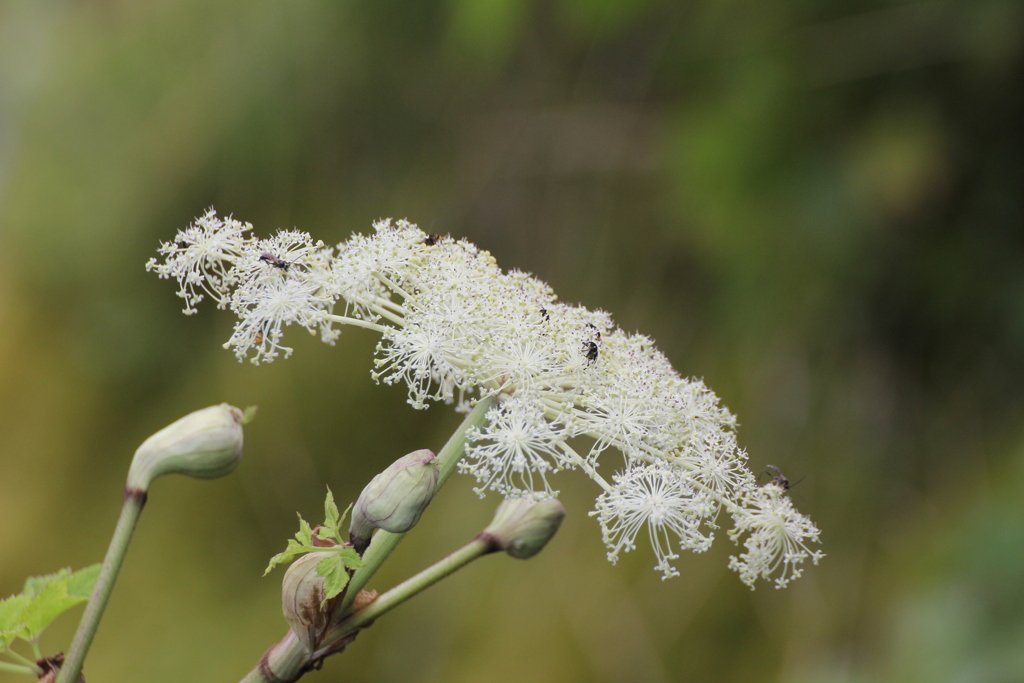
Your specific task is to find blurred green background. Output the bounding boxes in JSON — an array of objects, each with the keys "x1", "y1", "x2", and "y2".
[{"x1": 2, "y1": 0, "x2": 1023, "y2": 681}]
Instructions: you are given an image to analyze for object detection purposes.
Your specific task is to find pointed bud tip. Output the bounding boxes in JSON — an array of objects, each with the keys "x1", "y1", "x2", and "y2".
[{"x1": 241, "y1": 405, "x2": 258, "y2": 425}]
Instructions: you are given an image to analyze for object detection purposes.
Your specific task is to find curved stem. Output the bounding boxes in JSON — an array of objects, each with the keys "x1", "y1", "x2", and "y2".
[
  {"x1": 321, "y1": 536, "x2": 492, "y2": 648},
  {"x1": 2, "y1": 648, "x2": 41, "y2": 674},
  {"x1": 0, "y1": 659, "x2": 36, "y2": 676},
  {"x1": 55, "y1": 490, "x2": 147, "y2": 683}
]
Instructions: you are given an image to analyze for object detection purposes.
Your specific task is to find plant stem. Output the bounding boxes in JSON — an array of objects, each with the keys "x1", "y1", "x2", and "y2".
[
  {"x1": 237, "y1": 395, "x2": 494, "y2": 683},
  {"x1": 437, "y1": 396, "x2": 493, "y2": 487},
  {"x1": 325, "y1": 314, "x2": 390, "y2": 334},
  {"x1": 237, "y1": 630, "x2": 310, "y2": 683},
  {"x1": 55, "y1": 490, "x2": 147, "y2": 683},
  {"x1": 321, "y1": 536, "x2": 492, "y2": 647},
  {"x1": 0, "y1": 659, "x2": 36, "y2": 676},
  {"x1": 4, "y1": 650, "x2": 34, "y2": 668},
  {"x1": 2, "y1": 649, "x2": 41, "y2": 674}
]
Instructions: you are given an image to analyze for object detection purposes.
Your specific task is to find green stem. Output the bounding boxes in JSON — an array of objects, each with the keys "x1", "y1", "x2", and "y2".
[
  {"x1": 237, "y1": 395, "x2": 494, "y2": 683},
  {"x1": 326, "y1": 314, "x2": 390, "y2": 334},
  {"x1": 0, "y1": 659, "x2": 36, "y2": 676},
  {"x1": 2, "y1": 649, "x2": 41, "y2": 674},
  {"x1": 55, "y1": 490, "x2": 146, "y2": 683},
  {"x1": 437, "y1": 397, "x2": 494, "y2": 487},
  {"x1": 29, "y1": 640, "x2": 42, "y2": 661},
  {"x1": 320, "y1": 536, "x2": 492, "y2": 648},
  {"x1": 237, "y1": 630, "x2": 309, "y2": 683}
]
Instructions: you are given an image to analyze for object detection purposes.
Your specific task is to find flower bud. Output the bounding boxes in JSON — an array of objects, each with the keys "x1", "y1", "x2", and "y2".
[
  {"x1": 483, "y1": 497, "x2": 566, "y2": 559},
  {"x1": 126, "y1": 404, "x2": 245, "y2": 491},
  {"x1": 281, "y1": 551, "x2": 336, "y2": 652},
  {"x1": 349, "y1": 449, "x2": 438, "y2": 553}
]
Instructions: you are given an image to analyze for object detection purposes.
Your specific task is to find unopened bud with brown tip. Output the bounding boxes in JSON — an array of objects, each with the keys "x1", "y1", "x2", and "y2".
[
  {"x1": 349, "y1": 449, "x2": 438, "y2": 553},
  {"x1": 482, "y1": 497, "x2": 566, "y2": 559},
  {"x1": 281, "y1": 551, "x2": 337, "y2": 653},
  {"x1": 126, "y1": 404, "x2": 245, "y2": 491}
]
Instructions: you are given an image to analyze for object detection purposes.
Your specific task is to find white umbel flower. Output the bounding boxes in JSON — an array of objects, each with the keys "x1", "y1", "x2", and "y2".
[
  {"x1": 145, "y1": 209, "x2": 251, "y2": 313},
  {"x1": 148, "y1": 209, "x2": 824, "y2": 588},
  {"x1": 462, "y1": 396, "x2": 576, "y2": 498},
  {"x1": 727, "y1": 481, "x2": 824, "y2": 589},
  {"x1": 594, "y1": 461, "x2": 714, "y2": 579}
]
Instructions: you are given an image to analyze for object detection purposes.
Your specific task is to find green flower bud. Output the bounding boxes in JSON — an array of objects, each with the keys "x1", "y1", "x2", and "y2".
[
  {"x1": 349, "y1": 449, "x2": 438, "y2": 553},
  {"x1": 281, "y1": 551, "x2": 336, "y2": 653},
  {"x1": 483, "y1": 497, "x2": 566, "y2": 559},
  {"x1": 126, "y1": 404, "x2": 245, "y2": 491}
]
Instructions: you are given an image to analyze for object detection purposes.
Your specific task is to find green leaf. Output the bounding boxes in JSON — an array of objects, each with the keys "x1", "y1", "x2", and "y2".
[
  {"x1": 265, "y1": 501, "x2": 358, "y2": 577},
  {"x1": 295, "y1": 514, "x2": 313, "y2": 547},
  {"x1": 323, "y1": 487, "x2": 340, "y2": 536},
  {"x1": 22, "y1": 568, "x2": 72, "y2": 597},
  {"x1": 339, "y1": 546, "x2": 364, "y2": 570},
  {"x1": 316, "y1": 555, "x2": 350, "y2": 605},
  {"x1": 265, "y1": 513, "x2": 331, "y2": 575},
  {"x1": 17, "y1": 582, "x2": 85, "y2": 640},
  {"x1": 264, "y1": 539, "x2": 315, "y2": 576},
  {"x1": 318, "y1": 491, "x2": 351, "y2": 546},
  {"x1": 334, "y1": 504, "x2": 352, "y2": 545},
  {"x1": 1, "y1": 565, "x2": 100, "y2": 648},
  {"x1": 0, "y1": 594, "x2": 31, "y2": 649},
  {"x1": 66, "y1": 564, "x2": 101, "y2": 599}
]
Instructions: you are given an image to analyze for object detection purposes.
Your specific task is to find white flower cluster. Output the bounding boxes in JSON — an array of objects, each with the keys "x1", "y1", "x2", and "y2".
[{"x1": 147, "y1": 209, "x2": 823, "y2": 587}]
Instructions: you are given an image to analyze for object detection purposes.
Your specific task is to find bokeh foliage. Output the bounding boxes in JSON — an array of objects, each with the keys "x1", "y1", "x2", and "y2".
[{"x1": 1, "y1": 0, "x2": 1023, "y2": 681}]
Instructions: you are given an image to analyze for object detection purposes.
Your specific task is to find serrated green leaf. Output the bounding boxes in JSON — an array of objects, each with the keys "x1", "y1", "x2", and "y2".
[
  {"x1": 317, "y1": 503, "x2": 352, "y2": 547},
  {"x1": 0, "y1": 596, "x2": 30, "y2": 632},
  {"x1": 316, "y1": 555, "x2": 350, "y2": 605},
  {"x1": 264, "y1": 539, "x2": 315, "y2": 576},
  {"x1": 22, "y1": 568, "x2": 72, "y2": 597},
  {"x1": 17, "y1": 582, "x2": 85, "y2": 640},
  {"x1": 295, "y1": 515, "x2": 313, "y2": 547},
  {"x1": 339, "y1": 547, "x2": 364, "y2": 570},
  {"x1": 0, "y1": 594, "x2": 31, "y2": 649},
  {"x1": 333, "y1": 504, "x2": 352, "y2": 545},
  {"x1": 323, "y1": 487, "x2": 340, "y2": 537},
  {"x1": 265, "y1": 512, "x2": 336, "y2": 576},
  {"x1": 0, "y1": 629, "x2": 23, "y2": 651},
  {"x1": 66, "y1": 564, "x2": 101, "y2": 599},
  {"x1": 0, "y1": 626, "x2": 26, "y2": 651},
  {"x1": 315, "y1": 554, "x2": 340, "y2": 578}
]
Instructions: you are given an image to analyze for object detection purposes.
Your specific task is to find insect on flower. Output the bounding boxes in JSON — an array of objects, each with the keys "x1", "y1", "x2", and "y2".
[
  {"x1": 582, "y1": 323, "x2": 601, "y2": 364},
  {"x1": 423, "y1": 234, "x2": 443, "y2": 246},
  {"x1": 259, "y1": 252, "x2": 290, "y2": 271},
  {"x1": 763, "y1": 465, "x2": 790, "y2": 490}
]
